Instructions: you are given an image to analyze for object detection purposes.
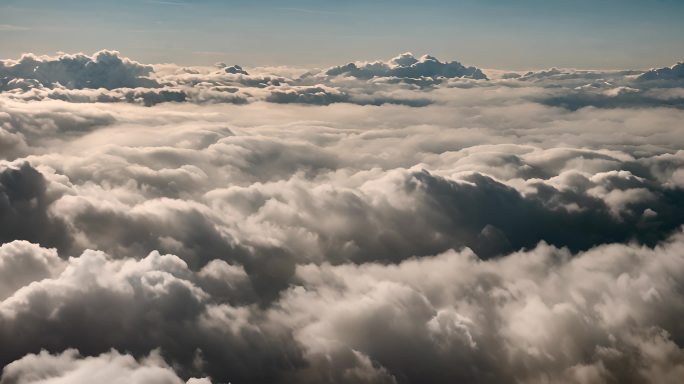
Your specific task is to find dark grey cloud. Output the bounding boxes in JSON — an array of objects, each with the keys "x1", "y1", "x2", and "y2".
[
  {"x1": 15, "y1": 87, "x2": 189, "y2": 107},
  {"x1": 220, "y1": 64, "x2": 249, "y2": 75},
  {"x1": 0, "y1": 163, "x2": 71, "y2": 252},
  {"x1": 537, "y1": 87, "x2": 684, "y2": 110},
  {"x1": 266, "y1": 85, "x2": 349, "y2": 105},
  {"x1": 265, "y1": 85, "x2": 431, "y2": 106}
]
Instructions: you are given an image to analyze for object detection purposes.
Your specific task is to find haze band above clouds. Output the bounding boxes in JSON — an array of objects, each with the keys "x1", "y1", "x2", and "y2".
[{"x1": 0, "y1": 50, "x2": 684, "y2": 384}]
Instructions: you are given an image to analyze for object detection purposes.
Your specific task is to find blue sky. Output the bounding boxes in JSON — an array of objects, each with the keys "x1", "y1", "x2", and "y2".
[{"x1": 1, "y1": 0, "x2": 682, "y2": 69}]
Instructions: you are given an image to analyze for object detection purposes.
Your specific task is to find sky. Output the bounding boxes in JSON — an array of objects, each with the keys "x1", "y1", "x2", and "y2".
[{"x1": 1, "y1": 0, "x2": 683, "y2": 69}]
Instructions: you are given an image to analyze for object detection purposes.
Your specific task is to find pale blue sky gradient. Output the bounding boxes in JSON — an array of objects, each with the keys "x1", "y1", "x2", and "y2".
[{"x1": 1, "y1": 0, "x2": 682, "y2": 69}]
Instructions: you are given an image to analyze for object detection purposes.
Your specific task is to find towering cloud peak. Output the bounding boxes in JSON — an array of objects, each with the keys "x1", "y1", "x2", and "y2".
[
  {"x1": 638, "y1": 61, "x2": 684, "y2": 81},
  {"x1": 215, "y1": 62, "x2": 249, "y2": 75},
  {"x1": 0, "y1": 50, "x2": 158, "y2": 90},
  {"x1": 388, "y1": 52, "x2": 419, "y2": 67},
  {"x1": 325, "y1": 52, "x2": 487, "y2": 80}
]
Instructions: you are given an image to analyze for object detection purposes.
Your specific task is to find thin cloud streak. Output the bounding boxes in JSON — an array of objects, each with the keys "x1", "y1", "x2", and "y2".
[{"x1": 0, "y1": 24, "x2": 30, "y2": 31}]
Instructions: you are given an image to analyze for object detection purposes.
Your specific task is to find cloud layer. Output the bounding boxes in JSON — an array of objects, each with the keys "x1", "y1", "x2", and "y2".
[{"x1": 0, "y1": 51, "x2": 683, "y2": 383}]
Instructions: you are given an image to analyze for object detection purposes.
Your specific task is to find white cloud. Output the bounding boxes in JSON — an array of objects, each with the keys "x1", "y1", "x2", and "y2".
[
  {"x1": 0, "y1": 51, "x2": 158, "y2": 90},
  {"x1": 0, "y1": 349, "x2": 208, "y2": 384},
  {"x1": 323, "y1": 52, "x2": 487, "y2": 80}
]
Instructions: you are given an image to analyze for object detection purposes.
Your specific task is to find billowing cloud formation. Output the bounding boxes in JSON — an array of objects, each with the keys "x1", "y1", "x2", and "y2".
[
  {"x1": 638, "y1": 62, "x2": 684, "y2": 81},
  {"x1": 0, "y1": 51, "x2": 683, "y2": 383},
  {"x1": 2, "y1": 50, "x2": 684, "y2": 109},
  {"x1": 1, "y1": 231, "x2": 684, "y2": 383},
  {"x1": 217, "y1": 63, "x2": 249, "y2": 75},
  {"x1": 0, "y1": 349, "x2": 209, "y2": 384},
  {"x1": 323, "y1": 52, "x2": 488, "y2": 80},
  {"x1": 0, "y1": 51, "x2": 158, "y2": 90}
]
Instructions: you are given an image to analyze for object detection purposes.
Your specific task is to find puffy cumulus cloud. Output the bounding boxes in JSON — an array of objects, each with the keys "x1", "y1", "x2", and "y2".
[
  {"x1": 0, "y1": 99, "x2": 681, "y2": 265},
  {"x1": 1, "y1": 230, "x2": 684, "y2": 383},
  {"x1": 279, "y1": 228, "x2": 684, "y2": 384},
  {"x1": 323, "y1": 52, "x2": 487, "y2": 80},
  {"x1": 637, "y1": 62, "x2": 684, "y2": 82},
  {"x1": 0, "y1": 246, "x2": 299, "y2": 383},
  {"x1": 0, "y1": 51, "x2": 683, "y2": 383},
  {"x1": 0, "y1": 128, "x2": 28, "y2": 160},
  {"x1": 199, "y1": 167, "x2": 683, "y2": 264},
  {"x1": 0, "y1": 241, "x2": 63, "y2": 300},
  {"x1": 0, "y1": 51, "x2": 158, "y2": 90},
  {"x1": 0, "y1": 50, "x2": 488, "y2": 104},
  {"x1": 0, "y1": 349, "x2": 209, "y2": 384},
  {"x1": 3, "y1": 50, "x2": 683, "y2": 110}
]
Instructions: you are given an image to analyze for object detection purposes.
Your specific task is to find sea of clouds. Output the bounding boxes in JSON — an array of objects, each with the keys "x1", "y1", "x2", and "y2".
[{"x1": 0, "y1": 50, "x2": 683, "y2": 384}]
